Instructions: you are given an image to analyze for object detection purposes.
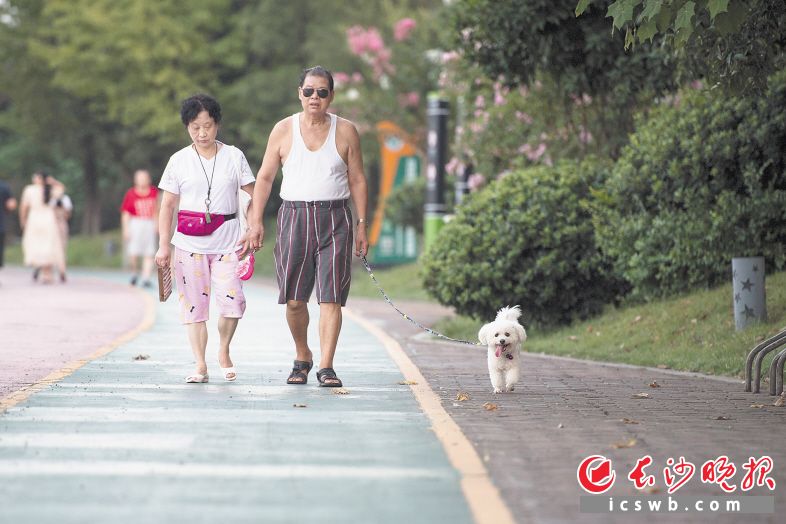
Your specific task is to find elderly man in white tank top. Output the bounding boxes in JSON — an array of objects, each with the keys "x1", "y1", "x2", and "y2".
[{"x1": 248, "y1": 66, "x2": 369, "y2": 387}]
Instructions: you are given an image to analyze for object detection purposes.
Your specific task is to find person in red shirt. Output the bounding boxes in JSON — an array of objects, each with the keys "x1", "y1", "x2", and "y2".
[{"x1": 120, "y1": 169, "x2": 158, "y2": 287}]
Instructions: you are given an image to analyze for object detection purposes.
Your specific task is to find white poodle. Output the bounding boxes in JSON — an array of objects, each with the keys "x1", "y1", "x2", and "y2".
[{"x1": 478, "y1": 305, "x2": 527, "y2": 393}]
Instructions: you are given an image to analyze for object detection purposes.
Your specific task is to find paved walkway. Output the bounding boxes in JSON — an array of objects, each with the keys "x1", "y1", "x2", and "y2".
[
  {"x1": 0, "y1": 270, "x2": 493, "y2": 524},
  {"x1": 2, "y1": 267, "x2": 786, "y2": 523},
  {"x1": 352, "y1": 298, "x2": 786, "y2": 524},
  {"x1": 0, "y1": 267, "x2": 147, "y2": 399}
]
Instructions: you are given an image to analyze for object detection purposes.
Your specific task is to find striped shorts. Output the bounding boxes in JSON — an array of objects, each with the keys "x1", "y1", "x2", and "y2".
[{"x1": 274, "y1": 200, "x2": 353, "y2": 306}]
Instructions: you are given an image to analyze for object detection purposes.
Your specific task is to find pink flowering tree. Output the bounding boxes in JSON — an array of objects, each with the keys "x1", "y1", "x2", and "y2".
[
  {"x1": 436, "y1": 52, "x2": 624, "y2": 185},
  {"x1": 331, "y1": 11, "x2": 445, "y2": 151}
]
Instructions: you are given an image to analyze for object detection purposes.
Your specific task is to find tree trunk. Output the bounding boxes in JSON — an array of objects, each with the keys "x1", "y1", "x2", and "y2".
[{"x1": 80, "y1": 133, "x2": 101, "y2": 234}]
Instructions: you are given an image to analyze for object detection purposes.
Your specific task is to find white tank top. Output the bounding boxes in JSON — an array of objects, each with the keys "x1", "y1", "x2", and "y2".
[{"x1": 280, "y1": 113, "x2": 350, "y2": 201}]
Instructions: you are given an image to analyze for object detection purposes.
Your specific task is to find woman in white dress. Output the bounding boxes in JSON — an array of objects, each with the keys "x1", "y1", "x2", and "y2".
[{"x1": 19, "y1": 172, "x2": 65, "y2": 284}]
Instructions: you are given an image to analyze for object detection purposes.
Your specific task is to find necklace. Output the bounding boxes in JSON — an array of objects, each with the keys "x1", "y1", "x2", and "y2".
[{"x1": 194, "y1": 142, "x2": 218, "y2": 223}]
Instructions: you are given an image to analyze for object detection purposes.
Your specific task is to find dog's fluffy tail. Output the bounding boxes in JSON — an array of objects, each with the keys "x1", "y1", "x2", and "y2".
[{"x1": 496, "y1": 305, "x2": 522, "y2": 322}]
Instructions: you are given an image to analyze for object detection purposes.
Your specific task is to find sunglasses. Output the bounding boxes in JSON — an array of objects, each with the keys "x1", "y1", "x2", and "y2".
[{"x1": 301, "y1": 87, "x2": 330, "y2": 99}]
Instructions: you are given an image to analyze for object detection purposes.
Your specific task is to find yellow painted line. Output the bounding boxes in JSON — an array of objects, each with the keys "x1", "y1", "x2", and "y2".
[
  {"x1": 0, "y1": 288, "x2": 156, "y2": 413},
  {"x1": 344, "y1": 308, "x2": 516, "y2": 524}
]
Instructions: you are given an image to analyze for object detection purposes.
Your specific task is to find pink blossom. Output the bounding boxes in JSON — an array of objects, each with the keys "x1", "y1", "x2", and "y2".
[
  {"x1": 578, "y1": 126, "x2": 593, "y2": 145},
  {"x1": 333, "y1": 72, "x2": 350, "y2": 87},
  {"x1": 518, "y1": 142, "x2": 547, "y2": 162},
  {"x1": 394, "y1": 18, "x2": 417, "y2": 41},
  {"x1": 347, "y1": 26, "x2": 367, "y2": 55},
  {"x1": 690, "y1": 80, "x2": 703, "y2": 90},
  {"x1": 445, "y1": 157, "x2": 463, "y2": 176},
  {"x1": 468, "y1": 173, "x2": 486, "y2": 191},
  {"x1": 493, "y1": 82, "x2": 509, "y2": 106},
  {"x1": 469, "y1": 120, "x2": 486, "y2": 134},
  {"x1": 397, "y1": 91, "x2": 420, "y2": 108},
  {"x1": 352, "y1": 72, "x2": 363, "y2": 83},
  {"x1": 515, "y1": 111, "x2": 533, "y2": 124},
  {"x1": 441, "y1": 51, "x2": 460, "y2": 64},
  {"x1": 366, "y1": 28, "x2": 385, "y2": 53},
  {"x1": 474, "y1": 95, "x2": 485, "y2": 109}
]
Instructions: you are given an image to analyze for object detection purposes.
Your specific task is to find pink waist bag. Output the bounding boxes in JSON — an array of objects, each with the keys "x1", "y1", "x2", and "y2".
[{"x1": 177, "y1": 210, "x2": 230, "y2": 236}]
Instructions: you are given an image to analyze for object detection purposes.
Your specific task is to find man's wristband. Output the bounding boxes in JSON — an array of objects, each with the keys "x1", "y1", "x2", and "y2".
[{"x1": 356, "y1": 218, "x2": 366, "y2": 226}]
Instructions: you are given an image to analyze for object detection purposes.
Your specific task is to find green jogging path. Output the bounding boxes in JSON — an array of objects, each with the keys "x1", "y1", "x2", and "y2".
[{"x1": 0, "y1": 271, "x2": 511, "y2": 524}]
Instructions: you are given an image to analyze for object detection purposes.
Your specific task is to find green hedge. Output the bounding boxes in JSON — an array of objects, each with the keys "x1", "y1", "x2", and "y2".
[
  {"x1": 421, "y1": 159, "x2": 625, "y2": 327},
  {"x1": 593, "y1": 72, "x2": 786, "y2": 299}
]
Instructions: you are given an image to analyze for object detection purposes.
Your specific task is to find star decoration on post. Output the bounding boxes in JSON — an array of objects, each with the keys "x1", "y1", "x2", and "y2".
[
  {"x1": 753, "y1": 265, "x2": 759, "y2": 273},
  {"x1": 734, "y1": 293, "x2": 741, "y2": 303},
  {"x1": 743, "y1": 304, "x2": 756, "y2": 319},
  {"x1": 741, "y1": 278, "x2": 754, "y2": 292}
]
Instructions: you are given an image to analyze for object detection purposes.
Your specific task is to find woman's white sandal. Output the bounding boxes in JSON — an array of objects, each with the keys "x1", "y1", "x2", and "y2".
[
  {"x1": 185, "y1": 373, "x2": 209, "y2": 383},
  {"x1": 220, "y1": 366, "x2": 237, "y2": 382}
]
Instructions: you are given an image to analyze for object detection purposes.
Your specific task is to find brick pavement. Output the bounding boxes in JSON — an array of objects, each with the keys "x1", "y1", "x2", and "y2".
[{"x1": 348, "y1": 297, "x2": 786, "y2": 524}]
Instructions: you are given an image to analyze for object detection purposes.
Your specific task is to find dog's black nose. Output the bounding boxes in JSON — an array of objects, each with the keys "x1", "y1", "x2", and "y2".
[{"x1": 499, "y1": 339, "x2": 506, "y2": 345}]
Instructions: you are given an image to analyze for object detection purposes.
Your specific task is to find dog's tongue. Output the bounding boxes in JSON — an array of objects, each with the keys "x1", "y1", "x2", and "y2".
[{"x1": 495, "y1": 344, "x2": 504, "y2": 358}]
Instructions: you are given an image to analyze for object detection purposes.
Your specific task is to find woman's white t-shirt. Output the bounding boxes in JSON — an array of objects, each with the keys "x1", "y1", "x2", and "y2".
[{"x1": 159, "y1": 142, "x2": 255, "y2": 254}]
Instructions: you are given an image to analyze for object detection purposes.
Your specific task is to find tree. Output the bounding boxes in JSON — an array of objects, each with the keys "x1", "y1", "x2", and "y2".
[{"x1": 575, "y1": 0, "x2": 786, "y2": 94}]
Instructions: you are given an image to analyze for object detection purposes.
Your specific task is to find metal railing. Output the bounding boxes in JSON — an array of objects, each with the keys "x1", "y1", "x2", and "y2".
[{"x1": 744, "y1": 328, "x2": 786, "y2": 395}]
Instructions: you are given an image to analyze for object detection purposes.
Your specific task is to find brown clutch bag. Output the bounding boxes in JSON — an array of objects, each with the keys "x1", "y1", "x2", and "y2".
[{"x1": 157, "y1": 265, "x2": 173, "y2": 302}]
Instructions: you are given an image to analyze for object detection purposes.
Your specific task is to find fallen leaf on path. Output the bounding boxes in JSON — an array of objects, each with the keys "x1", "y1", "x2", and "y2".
[
  {"x1": 333, "y1": 388, "x2": 350, "y2": 395},
  {"x1": 482, "y1": 402, "x2": 498, "y2": 411},
  {"x1": 398, "y1": 380, "x2": 418, "y2": 385},
  {"x1": 568, "y1": 336, "x2": 578, "y2": 342},
  {"x1": 632, "y1": 393, "x2": 651, "y2": 399},
  {"x1": 133, "y1": 354, "x2": 150, "y2": 361},
  {"x1": 557, "y1": 423, "x2": 564, "y2": 429},
  {"x1": 656, "y1": 364, "x2": 670, "y2": 369},
  {"x1": 750, "y1": 403, "x2": 765, "y2": 409},
  {"x1": 586, "y1": 325, "x2": 593, "y2": 333},
  {"x1": 456, "y1": 392, "x2": 471, "y2": 401},
  {"x1": 773, "y1": 396, "x2": 785, "y2": 407},
  {"x1": 715, "y1": 415, "x2": 732, "y2": 420},
  {"x1": 611, "y1": 438, "x2": 637, "y2": 449},
  {"x1": 649, "y1": 380, "x2": 661, "y2": 388},
  {"x1": 293, "y1": 403, "x2": 307, "y2": 408},
  {"x1": 691, "y1": 318, "x2": 698, "y2": 324},
  {"x1": 632, "y1": 315, "x2": 643, "y2": 324},
  {"x1": 621, "y1": 417, "x2": 640, "y2": 424}
]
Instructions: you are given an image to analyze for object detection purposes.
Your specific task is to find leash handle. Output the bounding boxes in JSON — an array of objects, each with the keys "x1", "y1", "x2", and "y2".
[{"x1": 360, "y1": 256, "x2": 483, "y2": 347}]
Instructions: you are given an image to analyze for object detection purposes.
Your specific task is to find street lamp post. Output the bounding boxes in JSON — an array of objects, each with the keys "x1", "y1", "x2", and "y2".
[{"x1": 424, "y1": 95, "x2": 449, "y2": 250}]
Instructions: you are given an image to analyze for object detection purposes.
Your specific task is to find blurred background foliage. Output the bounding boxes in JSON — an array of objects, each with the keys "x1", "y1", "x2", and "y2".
[{"x1": 2, "y1": 0, "x2": 786, "y2": 326}]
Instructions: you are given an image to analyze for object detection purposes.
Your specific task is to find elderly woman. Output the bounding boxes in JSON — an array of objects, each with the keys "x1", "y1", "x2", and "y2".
[{"x1": 155, "y1": 94, "x2": 255, "y2": 383}]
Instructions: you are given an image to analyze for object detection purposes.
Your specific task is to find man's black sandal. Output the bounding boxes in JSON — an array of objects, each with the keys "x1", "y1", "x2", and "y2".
[
  {"x1": 286, "y1": 360, "x2": 313, "y2": 385},
  {"x1": 316, "y1": 368, "x2": 343, "y2": 388}
]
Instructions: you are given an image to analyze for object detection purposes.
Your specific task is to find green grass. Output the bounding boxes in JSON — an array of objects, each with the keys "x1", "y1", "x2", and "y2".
[
  {"x1": 349, "y1": 261, "x2": 432, "y2": 301},
  {"x1": 4, "y1": 230, "x2": 124, "y2": 268},
  {"x1": 435, "y1": 271, "x2": 786, "y2": 378}
]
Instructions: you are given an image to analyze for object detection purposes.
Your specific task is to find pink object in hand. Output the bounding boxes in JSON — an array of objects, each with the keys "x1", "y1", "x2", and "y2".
[{"x1": 236, "y1": 252, "x2": 255, "y2": 281}]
